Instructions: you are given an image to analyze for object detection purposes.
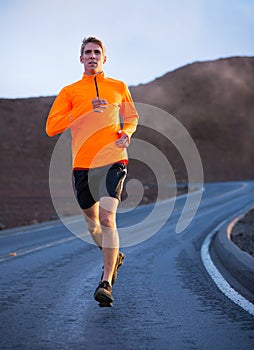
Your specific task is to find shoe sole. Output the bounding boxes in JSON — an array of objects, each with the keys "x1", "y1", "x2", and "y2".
[
  {"x1": 99, "y1": 301, "x2": 113, "y2": 307},
  {"x1": 94, "y1": 288, "x2": 114, "y2": 306}
]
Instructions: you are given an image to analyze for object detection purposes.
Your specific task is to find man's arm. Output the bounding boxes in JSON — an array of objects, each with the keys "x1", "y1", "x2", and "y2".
[
  {"x1": 46, "y1": 88, "x2": 73, "y2": 137},
  {"x1": 119, "y1": 84, "x2": 139, "y2": 142}
]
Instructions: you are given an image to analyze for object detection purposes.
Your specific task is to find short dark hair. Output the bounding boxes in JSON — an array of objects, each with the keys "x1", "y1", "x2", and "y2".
[{"x1": 80, "y1": 37, "x2": 105, "y2": 56}]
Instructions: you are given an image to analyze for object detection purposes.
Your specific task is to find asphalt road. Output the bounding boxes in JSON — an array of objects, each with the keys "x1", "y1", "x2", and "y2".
[{"x1": 0, "y1": 182, "x2": 254, "y2": 350}]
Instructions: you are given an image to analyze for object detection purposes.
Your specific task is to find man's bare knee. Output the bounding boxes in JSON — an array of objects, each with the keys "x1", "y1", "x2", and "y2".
[
  {"x1": 99, "y1": 197, "x2": 118, "y2": 228},
  {"x1": 100, "y1": 215, "x2": 115, "y2": 228},
  {"x1": 99, "y1": 209, "x2": 116, "y2": 228},
  {"x1": 82, "y1": 203, "x2": 101, "y2": 234}
]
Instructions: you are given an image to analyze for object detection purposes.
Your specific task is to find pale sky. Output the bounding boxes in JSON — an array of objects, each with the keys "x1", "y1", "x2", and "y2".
[{"x1": 0, "y1": 0, "x2": 253, "y2": 98}]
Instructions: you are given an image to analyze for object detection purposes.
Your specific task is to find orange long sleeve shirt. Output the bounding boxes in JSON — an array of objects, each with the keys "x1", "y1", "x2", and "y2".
[{"x1": 46, "y1": 72, "x2": 138, "y2": 169}]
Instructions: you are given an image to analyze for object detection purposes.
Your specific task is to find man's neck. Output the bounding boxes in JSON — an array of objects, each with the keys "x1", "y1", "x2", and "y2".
[{"x1": 84, "y1": 70, "x2": 103, "y2": 76}]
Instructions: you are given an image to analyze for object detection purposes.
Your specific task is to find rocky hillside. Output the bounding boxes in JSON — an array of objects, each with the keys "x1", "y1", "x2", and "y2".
[
  {"x1": 1, "y1": 56, "x2": 253, "y2": 228},
  {"x1": 130, "y1": 56, "x2": 254, "y2": 182}
]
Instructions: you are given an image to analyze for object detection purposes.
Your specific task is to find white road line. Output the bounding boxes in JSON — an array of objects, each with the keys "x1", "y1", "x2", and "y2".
[
  {"x1": 0, "y1": 236, "x2": 76, "y2": 263},
  {"x1": 201, "y1": 220, "x2": 254, "y2": 316},
  {"x1": 0, "y1": 224, "x2": 60, "y2": 238}
]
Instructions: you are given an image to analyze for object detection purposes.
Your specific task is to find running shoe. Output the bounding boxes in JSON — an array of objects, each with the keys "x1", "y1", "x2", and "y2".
[
  {"x1": 112, "y1": 251, "x2": 125, "y2": 285},
  {"x1": 94, "y1": 281, "x2": 113, "y2": 307}
]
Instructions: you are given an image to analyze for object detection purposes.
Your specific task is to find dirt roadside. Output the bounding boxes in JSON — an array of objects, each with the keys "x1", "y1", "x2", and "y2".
[{"x1": 231, "y1": 208, "x2": 254, "y2": 257}]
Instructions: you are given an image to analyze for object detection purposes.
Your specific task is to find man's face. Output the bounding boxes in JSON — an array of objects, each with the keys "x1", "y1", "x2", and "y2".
[{"x1": 80, "y1": 42, "x2": 106, "y2": 75}]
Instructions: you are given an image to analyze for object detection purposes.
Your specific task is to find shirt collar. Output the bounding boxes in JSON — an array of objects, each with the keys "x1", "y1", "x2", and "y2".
[{"x1": 82, "y1": 71, "x2": 105, "y2": 81}]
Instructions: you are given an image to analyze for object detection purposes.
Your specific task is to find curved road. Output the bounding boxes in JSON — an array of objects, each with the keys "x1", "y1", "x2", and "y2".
[{"x1": 0, "y1": 182, "x2": 254, "y2": 350}]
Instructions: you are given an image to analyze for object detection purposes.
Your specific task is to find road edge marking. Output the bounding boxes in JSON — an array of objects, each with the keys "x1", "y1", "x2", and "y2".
[{"x1": 201, "y1": 220, "x2": 254, "y2": 316}]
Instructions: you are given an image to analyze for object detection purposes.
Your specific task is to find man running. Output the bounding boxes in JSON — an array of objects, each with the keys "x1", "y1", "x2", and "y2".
[{"x1": 46, "y1": 37, "x2": 138, "y2": 306}]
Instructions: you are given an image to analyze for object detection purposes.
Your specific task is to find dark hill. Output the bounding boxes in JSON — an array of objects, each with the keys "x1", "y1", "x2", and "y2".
[{"x1": 129, "y1": 56, "x2": 254, "y2": 181}]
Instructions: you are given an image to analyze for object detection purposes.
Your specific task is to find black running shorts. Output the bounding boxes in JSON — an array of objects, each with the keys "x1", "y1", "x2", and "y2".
[{"x1": 73, "y1": 163, "x2": 127, "y2": 209}]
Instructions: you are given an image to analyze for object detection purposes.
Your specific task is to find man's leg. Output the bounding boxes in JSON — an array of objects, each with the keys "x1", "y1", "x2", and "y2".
[
  {"x1": 99, "y1": 196, "x2": 119, "y2": 284},
  {"x1": 83, "y1": 202, "x2": 103, "y2": 249},
  {"x1": 83, "y1": 197, "x2": 121, "y2": 284}
]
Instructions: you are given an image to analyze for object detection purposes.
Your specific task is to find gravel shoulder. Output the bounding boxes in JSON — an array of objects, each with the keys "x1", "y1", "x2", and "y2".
[{"x1": 231, "y1": 208, "x2": 254, "y2": 257}]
